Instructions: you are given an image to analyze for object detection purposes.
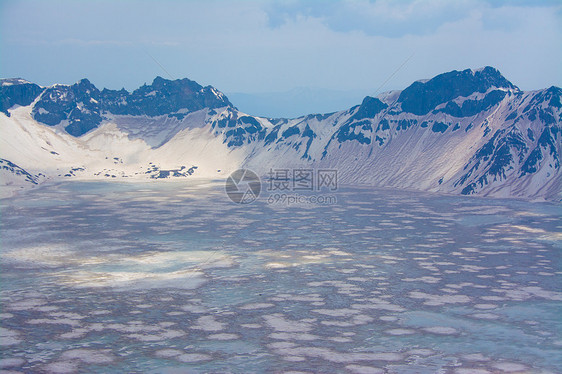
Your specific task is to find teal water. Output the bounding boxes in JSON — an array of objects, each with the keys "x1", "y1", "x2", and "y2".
[{"x1": 0, "y1": 181, "x2": 560, "y2": 373}]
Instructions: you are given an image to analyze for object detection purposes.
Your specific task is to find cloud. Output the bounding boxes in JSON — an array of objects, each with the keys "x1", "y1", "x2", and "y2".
[
  {"x1": 265, "y1": 0, "x2": 476, "y2": 37},
  {"x1": 264, "y1": 0, "x2": 561, "y2": 38}
]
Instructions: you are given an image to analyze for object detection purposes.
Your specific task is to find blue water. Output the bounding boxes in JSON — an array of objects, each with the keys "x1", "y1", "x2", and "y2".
[{"x1": 0, "y1": 181, "x2": 560, "y2": 373}]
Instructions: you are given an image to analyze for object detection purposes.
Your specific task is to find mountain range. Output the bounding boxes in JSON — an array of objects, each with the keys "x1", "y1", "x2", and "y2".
[{"x1": 0, "y1": 67, "x2": 560, "y2": 200}]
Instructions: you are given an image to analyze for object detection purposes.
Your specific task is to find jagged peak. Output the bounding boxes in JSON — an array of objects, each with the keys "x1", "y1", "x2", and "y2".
[
  {"x1": 546, "y1": 85, "x2": 562, "y2": 95},
  {"x1": 0, "y1": 78, "x2": 35, "y2": 87},
  {"x1": 470, "y1": 66, "x2": 498, "y2": 74},
  {"x1": 101, "y1": 87, "x2": 128, "y2": 94},
  {"x1": 146, "y1": 76, "x2": 203, "y2": 91},
  {"x1": 152, "y1": 75, "x2": 167, "y2": 85},
  {"x1": 44, "y1": 78, "x2": 98, "y2": 92},
  {"x1": 76, "y1": 78, "x2": 93, "y2": 85},
  {"x1": 351, "y1": 96, "x2": 387, "y2": 120},
  {"x1": 74, "y1": 78, "x2": 99, "y2": 93},
  {"x1": 398, "y1": 66, "x2": 518, "y2": 115}
]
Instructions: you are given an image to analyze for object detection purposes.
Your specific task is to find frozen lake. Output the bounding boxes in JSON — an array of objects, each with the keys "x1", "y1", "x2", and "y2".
[{"x1": 0, "y1": 181, "x2": 560, "y2": 373}]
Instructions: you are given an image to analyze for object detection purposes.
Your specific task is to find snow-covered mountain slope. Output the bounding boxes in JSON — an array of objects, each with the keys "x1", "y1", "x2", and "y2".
[{"x1": 0, "y1": 67, "x2": 560, "y2": 200}]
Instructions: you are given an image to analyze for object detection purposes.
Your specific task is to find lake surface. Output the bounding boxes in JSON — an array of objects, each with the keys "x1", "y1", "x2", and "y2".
[{"x1": 1, "y1": 181, "x2": 561, "y2": 373}]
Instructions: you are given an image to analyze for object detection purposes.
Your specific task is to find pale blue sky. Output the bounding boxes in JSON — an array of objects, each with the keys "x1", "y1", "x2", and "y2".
[{"x1": 1, "y1": 0, "x2": 561, "y2": 95}]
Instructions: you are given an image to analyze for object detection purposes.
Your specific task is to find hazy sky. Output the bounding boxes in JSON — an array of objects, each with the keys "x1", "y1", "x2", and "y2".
[{"x1": 1, "y1": 0, "x2": 561, "y2": 95}]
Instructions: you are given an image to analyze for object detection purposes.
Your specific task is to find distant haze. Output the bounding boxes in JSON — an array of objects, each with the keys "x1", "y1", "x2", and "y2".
[{"x1": 227, "y1": 87, "x2": 372, "y2": 118}]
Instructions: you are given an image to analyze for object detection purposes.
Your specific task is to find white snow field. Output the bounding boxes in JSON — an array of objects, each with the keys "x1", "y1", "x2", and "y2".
[{"x1": 0, "y1": 181, "x2": 560, "y2": 373}]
